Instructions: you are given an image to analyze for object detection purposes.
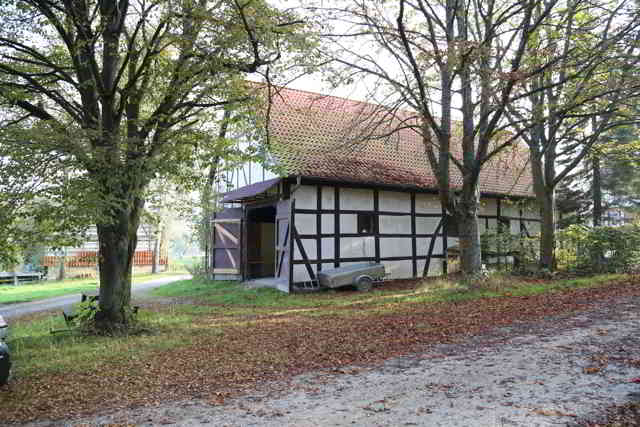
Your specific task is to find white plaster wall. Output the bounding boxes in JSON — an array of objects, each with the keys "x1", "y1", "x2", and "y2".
[
  {"x1": 379, "y1": 191, "x2": 410, "y2": 212},
  {"x1": 295, "y1": 214, "x2": 316, "y2": 235},
  {"x1": 417, "y1": 259, "x2": 427, "y2": 277},
  {"x1": 511, "y1": 220, "x2": 520, "y2": 235},
  {"x1": 416, "y1": 237, "x2": 429, "y2": 256},
  {"x1": 382, "y1": 260, "x2": 413, "y2": 279},
  {"x1": 293, "y1": 263, "x2": 317, "y2": 282},
  {"x1": 487, "y1": 218, "x2": 498, "y2": 231},
  {"x1": 379, "y1": 215, "x2": 412, "y2": 234},
  {"x1": 416, "y1": 236, "x2": 443, "y2": 256},
  {"x1": 340, "y1": 188, "x2": 374, "y2": 211},
  {"x1": 321, "y1": 186, "x2": 335, "y2": 210},
  {"x1": 416, "y1": 217, "x2": 441, "y2": 234},
  {"x1": 321, "y1": 263, "x2": 335, "y2": 272},
  {"x1": 321, "y1": 238, "x2": 335, "y2": 259},
  {"x1": 479, "y1": 198, "x2": 498, "y2": 216},
  {"x1": 379, "y1": 237, "x2": 412, "y2": 258},
  {"x1": 294, "y1": 238, "x2": 317, "y2": 261},
  {"x1": 340, "y1": 236, "x2": 375, "y2": 258},
  {"x1": 417, "y1": 258, "x2": 444, "y2": 276},
  {"x1": 294, "y1": 185, "x2": 317, "y2": 209},
  {"x1": 415, "y1": 193, "x2": 440, "y2": 214},
  {"x1": 321, "y1": 214, "x2": 334, "y2": 234},
  {"x1": 340, "y1": 214, "x2": 358, "y2": 233}
]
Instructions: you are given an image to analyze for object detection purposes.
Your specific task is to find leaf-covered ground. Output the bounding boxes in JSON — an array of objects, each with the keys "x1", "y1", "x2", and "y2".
[
  {"x1": 579, "y1": 402, "x2": 640, "y2": 426},
  {"x1": 2, "y1": 275, "x2": 640, "y2": 424}
]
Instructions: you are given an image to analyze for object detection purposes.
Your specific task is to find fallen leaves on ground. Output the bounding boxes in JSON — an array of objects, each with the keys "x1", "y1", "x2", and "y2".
[
  {"x1": 533, "y1": 408, "x2": 577, "y2": 417},
  {"x1": 579, "y1": 401, "x2": 640, "y2": 426},
  {"x1": 2, "y1": 277, "x2": 640, "y2": 423}
]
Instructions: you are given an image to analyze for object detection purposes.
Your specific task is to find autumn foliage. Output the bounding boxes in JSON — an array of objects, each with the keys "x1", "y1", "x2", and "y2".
[{"x1": 2, "y1": 275, "x2": 640, "y2": 423}]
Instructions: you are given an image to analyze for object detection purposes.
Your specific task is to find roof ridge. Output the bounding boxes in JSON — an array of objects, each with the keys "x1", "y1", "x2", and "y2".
[{"x1": 253, "y1": 82, "x2": 420, "y2": 119}]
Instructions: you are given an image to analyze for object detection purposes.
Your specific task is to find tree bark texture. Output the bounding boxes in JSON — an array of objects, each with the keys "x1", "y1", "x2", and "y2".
[
  {"x1": 455, "y1": 189, "x2": 483, "y2": 276},
  {"x1": 592, "y1": 154, "x2": 603, "y2": 227},
  {"x1": 538, "y1": 190, "x2": 556, "y2": 270},
  {"x1": 95, "y1": 194, "x2": 143, "y2": 328}
]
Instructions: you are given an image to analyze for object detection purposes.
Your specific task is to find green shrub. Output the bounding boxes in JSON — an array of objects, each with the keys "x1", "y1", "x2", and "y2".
[
  {"x1": 185, "y1": 260, "x2": 208, "y2": 278},
  {"x1": 480, "y1": 229, "x2": 538, "y2": 272},
  {"x1": 557, "y1": 224, "x2": 640, "y2": 274}
]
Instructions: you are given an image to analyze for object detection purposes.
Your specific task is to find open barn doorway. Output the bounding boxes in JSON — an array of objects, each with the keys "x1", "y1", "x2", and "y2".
[{"x1": 246, "y1": 205, "x2": 276, "y2": 279}]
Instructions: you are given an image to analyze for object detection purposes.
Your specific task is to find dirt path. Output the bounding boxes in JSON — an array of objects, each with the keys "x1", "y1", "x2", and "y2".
[{"x1": 28, "y1": 295, "x2": 640, "y2": 427}]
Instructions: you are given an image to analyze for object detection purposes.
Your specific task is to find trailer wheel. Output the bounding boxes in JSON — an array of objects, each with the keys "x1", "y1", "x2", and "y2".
[{"x1": 356, "y1": 276, "x2": 373, "y2": 292}]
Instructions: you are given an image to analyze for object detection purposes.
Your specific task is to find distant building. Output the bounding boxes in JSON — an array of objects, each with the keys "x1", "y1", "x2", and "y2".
[{"x1": 42, "y1": 224, "x2": 167, "y2": 279}]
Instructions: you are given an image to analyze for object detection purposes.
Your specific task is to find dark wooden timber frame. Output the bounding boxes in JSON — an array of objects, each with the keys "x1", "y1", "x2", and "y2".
[
  {"x1": 286, "y1": 178, "x2": 540, "y2": 285},
  {"x1": 223, "y1": 176, "x2": 540, "y2": 287}
]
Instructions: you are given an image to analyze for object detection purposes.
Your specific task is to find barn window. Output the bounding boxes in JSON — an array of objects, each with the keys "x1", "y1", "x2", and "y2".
[
  {"x1": 357, "y1": 213, "x2": 376, "y2": 234},
  {"x1": 444, "y1": 215, "x2": 459, "y2": 237}
]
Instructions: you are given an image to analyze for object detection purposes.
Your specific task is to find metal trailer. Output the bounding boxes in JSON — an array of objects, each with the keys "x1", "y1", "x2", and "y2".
[{"x1": 317, "y1": 262, "x2": 386, "y2": 291}]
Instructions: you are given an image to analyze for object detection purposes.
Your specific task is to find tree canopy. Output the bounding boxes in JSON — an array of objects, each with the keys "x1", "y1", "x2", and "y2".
[{"x1": 0, "y1": 0, "x2": 315, "y2": 329}]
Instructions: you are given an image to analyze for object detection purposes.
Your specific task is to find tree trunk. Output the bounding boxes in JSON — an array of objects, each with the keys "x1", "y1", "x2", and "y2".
[
  {"x1": 456, "y1": 185, "x2": 483, "y2": 277},
  {"x1": 152, "y1": 233, "x2": 159, "y2": 274},
  {"x1": 592, "y1": 154, "x2": 602, "y2": 227},
  {"x1": 57, "y1": 251, "x2": 66, "y2": 281},
  {"x1": 538, "y1": 190, "x2": 556, "y2": 270},
  {"x1": 95, "y1": 198, "x2": 143, "y2": 330},
  {"x1": 590, "y1": 153, "x2": 604, "y2": 270}
]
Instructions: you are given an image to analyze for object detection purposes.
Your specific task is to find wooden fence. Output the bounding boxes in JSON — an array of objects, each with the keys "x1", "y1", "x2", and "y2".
[{"x1": 43, "y1": 250, "x2": 168, "y2": 267}]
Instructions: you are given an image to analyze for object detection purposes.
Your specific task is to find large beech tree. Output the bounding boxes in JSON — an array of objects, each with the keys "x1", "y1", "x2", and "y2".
[
  {"x1": 0, "y1": 0, "x2": 311, "y2": 329},
  {"x1": 317, "y1": 0, "x2": 563, "y2": 277}
]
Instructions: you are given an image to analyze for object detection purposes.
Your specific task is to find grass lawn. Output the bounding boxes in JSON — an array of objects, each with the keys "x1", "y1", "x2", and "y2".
[
  {"x1": 1, "y1": 272, "x2": 638, "y2": 423},
  {"x1": 0, "y1": 272, "x2": 186, "y2": 304}
]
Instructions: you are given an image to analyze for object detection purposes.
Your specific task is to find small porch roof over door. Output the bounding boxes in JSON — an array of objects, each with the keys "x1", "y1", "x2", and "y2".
[{"x1": 220, "y1": 177, "x2": 281, "y2": 203}]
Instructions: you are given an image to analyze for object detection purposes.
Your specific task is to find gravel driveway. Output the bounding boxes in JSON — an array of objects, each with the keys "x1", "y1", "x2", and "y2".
[{"x1": 28, "y1": 294, "x2": 640, "y2": 427}]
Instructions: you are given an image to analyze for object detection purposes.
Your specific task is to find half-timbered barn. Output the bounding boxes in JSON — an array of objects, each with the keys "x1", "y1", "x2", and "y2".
[{"x1": 211, "y1": 87, "x2": 540, "y2": 292}]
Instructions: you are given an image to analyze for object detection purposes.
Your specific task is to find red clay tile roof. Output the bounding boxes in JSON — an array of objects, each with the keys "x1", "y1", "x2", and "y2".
[{"x1": 265, "y1": 86, "x2": 534, "y2": 197}]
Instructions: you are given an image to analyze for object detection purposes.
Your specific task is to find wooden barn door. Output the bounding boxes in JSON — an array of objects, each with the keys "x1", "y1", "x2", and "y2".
[
  {"x1": 274, "y1": 199, "x2": 291, "y2": 291},
  {"x1": 211, "y1": 208, "x2": 243, "y2": 278}
]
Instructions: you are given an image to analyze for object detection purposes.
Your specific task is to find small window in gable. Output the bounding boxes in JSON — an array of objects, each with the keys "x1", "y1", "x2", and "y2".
[{"x1": 357, "y1": 213, "x2": 376, "y2": 235}]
